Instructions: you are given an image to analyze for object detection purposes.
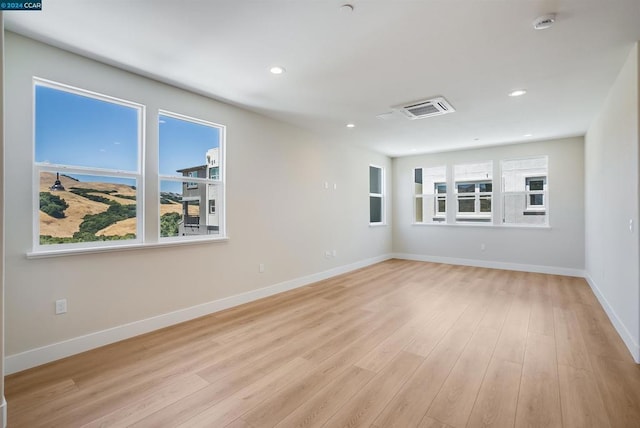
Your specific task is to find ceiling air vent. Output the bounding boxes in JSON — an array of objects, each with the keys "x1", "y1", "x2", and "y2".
[{"x1": 393, "y1": 97, "x2": 455, "y2": 120}]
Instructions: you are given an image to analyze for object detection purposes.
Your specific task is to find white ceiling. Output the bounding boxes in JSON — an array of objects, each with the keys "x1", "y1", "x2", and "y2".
[{"x1": 5, "y1": 0, "x2": 640, "y2": 157}]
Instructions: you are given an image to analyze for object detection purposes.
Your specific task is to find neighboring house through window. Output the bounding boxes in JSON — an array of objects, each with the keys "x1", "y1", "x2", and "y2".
[
  {"x1": 502, "y1": 157, "x2": 548, "y2": 226},
  {"x1": 414, "y1": 166, "x2": 446, "y2": 223},
  {"x1": 454, "y1": 162, "x2": 493, "y2": 222},
  {"x1": 159, "y1": 112, "x2": 224, "y2": 238}
]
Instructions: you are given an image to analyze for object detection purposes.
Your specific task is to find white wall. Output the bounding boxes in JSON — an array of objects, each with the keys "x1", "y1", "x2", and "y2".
[
  {"x1": 3, "y1": 33, "x2": 392, "y2": 372},
  {"x1": 393, "y1": 137, "x2": 585, "y2": 275},
  {"x1": 1, "y1": 13, "x2": 7, "y2": 428},
  {"x1": 585, "y1": 43, "x2": 639, "y2": 362}
]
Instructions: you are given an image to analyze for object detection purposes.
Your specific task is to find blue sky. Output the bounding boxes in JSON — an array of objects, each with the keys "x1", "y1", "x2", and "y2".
[{"x1": 36, "y1": 85, "x2": 220, "y2": 194}]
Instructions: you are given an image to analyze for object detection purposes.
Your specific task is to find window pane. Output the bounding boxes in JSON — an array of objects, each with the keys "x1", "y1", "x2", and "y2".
[
  {"x1": 502, "y1": 157, "x2": 548, "y2": 226},
  {"x1": 529, "y1": 179, "x2": 544, "y2": 191},
  {"x1": 479, "y1": 182, "x2": 492, "y2": 192},
  {"x1": 530, "y1": 194, "x2": 544, "y2": 206},
  {"x1": 437, "y1": 197, "x2": 446, "y2": 213},
  {"x1": 458, "y1": 197, "x2": 475, "y2": 212},
  {"x1": 370, "y1": 166, "x2": 382, "y2": 194},
  {"x1": 159, "y1": 114, "x2": 221, "y2": 178},
  {"x1": 35, "y1": 85, "x2": 139, "y2": 171},
  {"x1": 414, "y1": 168, "x2": 422, "y2": 185},
  {"x1": 370, "y1": 196, "x2": 382, "y2": 223},
  {"x1": 415, "y1": 196, "x2": 423, "y2": 223},
  {"x1": 414, "y1": 168, "x2": 423, "y2": 194},
  {"x1": 457, "y1": 183, "x2": 475, "y2": 193},
  {"x1": 480, "y1": 197, "x2": 492, "y2": 212},
  {"x1": 39, "y1": 171, "x2": 137, "y2": 245},
  {"x1": 435, "y1": 183, "x2": 446, "y2": 194},
  {"x1": 160, "y1": 180, "x2": 220, "y2": 237}
]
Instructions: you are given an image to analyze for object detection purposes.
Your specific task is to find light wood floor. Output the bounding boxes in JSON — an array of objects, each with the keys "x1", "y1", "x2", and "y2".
[{"x1": 6, "y1": 260, "x2": 640, "y2": 428}]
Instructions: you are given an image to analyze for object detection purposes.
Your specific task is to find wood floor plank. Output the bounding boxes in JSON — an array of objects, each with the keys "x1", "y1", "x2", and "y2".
[
  {"x1": 271, "y1": 365, "x2": 376, "y2": 428},
  {"x1": 529, "y1": 296, "x2": 555, "y2": 337},
  {"x1": 515, "y1": 332, "x2": 562, "y2": 428},
  {"x1": 426, "y1": 327, "x2": 500, "y2": 428},
  {"x1": 6, "y1": 260, "x2": 637, "y2": 428},
  {"x1": 322, "y1": 351, "x2": 423, "y2": 428},
  {"x1": 589, "y1": 355, "x2": 640, "y2": 428},
  {"x1": 493, "y1": 297, "x2": 531, "y2": 364},
  {"x1": 176, "y1": 357, "x2": 314, "y2": 427},
  {"x1": 557, "y1": 363, "x2": 611, "y2": 428},
  {"x1": 80, "y1": 374, "x2": 210, "y2": 428},
  {"x1": 372, "y1": 328, "x2": 473, "y2": 428},
  {"x1": 466, "y1": 358, "x2": 522, "y2": 428},
  {"x1": 572, "y1": 302, "x2": 634, "y2": 363},
  {"x1": 554, "y1": 306, "x2": 592, "y2": 370}
]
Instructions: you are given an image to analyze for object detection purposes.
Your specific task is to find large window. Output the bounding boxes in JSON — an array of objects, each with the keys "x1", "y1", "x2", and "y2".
[
  {"x1": 33, "y1": 79, "x2": 226, "y2": 253},
  {"x1": 159, "y1": 112, "x2": 224, "y2": 239},
  {"x1": 414, "y1": 166, "x2": 446, "y2": 223},
  {"x1": 454, "y1": 162, "x2": 493, "y2": 222},
  {"x1": 369, "y1": 165, "x2": 384, "y2": 224},
  {"x1": 502, "y1": 157, "x2": 548, "y2": 225},
  {"x1": 34, "y1": 80, "x2": 143, "y2": 248}
]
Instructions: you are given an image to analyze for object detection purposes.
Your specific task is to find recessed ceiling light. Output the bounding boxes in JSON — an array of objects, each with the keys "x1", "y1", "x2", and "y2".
[
  {"x1": 508, "y1": 89, "x2": 527, "y2": 97},
  {"x1": 270, "y1": 66, "x2": 286, "y2": 75},
  {"x1": 473, "y1": 138, "x2": 480, "y2": 141},
  {"x1": 523, "y1": 133, "x2": 533, "y2": 137},
  {"x1": 346, "y1": 123, "x2": 355, "y2": 128},
  {"x1": 533, "y1": 14, "x2": 556, "y2": 30}
]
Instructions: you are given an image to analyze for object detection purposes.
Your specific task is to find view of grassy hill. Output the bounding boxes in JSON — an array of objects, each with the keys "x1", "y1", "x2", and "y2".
[{"x1": 39, "y1": 172, "x2": 183, "y2": 243}]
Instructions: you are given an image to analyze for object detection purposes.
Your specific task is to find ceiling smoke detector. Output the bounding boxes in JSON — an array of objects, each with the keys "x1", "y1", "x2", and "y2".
[
  {"x1": 393, "y1": 97, "x2": 455, "y2": 120},
  {"x1": 533, "y1": 14, "x2": 556, "y2": 30}
]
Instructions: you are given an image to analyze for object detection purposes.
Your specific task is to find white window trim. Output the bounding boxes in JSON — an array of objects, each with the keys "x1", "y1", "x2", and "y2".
[
  {"x1": 413, "y1": 167, "x2": 447, "y2": 224},
  {"x1": 525, "y1": 176, "x2": 547, "y2": 211},
  {"x1": 158, "y1": 109, "x2": 226, "y2": 242},
  {"x1": 455, "y1": 180, "x2": 493, "y2": 221},
  {"x1": 30, "y1": 80, "x2": 229, "y2": 257},
  {"x1": 369, "y1": 164, "x2": 385, "y2": 225},
  {"x1": 32, "y1": 78, "x2": 145, "y2": 254}
]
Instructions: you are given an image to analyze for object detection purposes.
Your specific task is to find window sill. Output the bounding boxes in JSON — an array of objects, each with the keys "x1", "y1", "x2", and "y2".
[
  {"x1": 26, "y1": 236, "x2": 230, "y2": 259},
  {"x1": 369, "y1": 223, "x2": 387, "y2": 227},
  {"x1": 412, "y1": 222, "x2": 550, "y2": 229}
]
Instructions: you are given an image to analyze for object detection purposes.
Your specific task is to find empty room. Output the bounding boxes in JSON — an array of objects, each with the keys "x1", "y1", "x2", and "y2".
[{"x1": 1, "y1": 1, "x2": 640, "y2": 427}]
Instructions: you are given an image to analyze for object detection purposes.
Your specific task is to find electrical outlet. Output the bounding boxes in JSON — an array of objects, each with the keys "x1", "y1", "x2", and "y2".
[
  {"x1": 332, "y1": 249, "x2": 337, "y2": 257},
  {"x1": 480, "y1": 243, "x2": 486, "y2": 251},
  {"x1": 55, "y1": 299, "x2": 67, "y2": 315},
  {"x1": 259, "y1": 263, "x2": 265, "y2": 273},
  {"x1": 324, "y1": 250, "x2": 331, "y2": 259}
]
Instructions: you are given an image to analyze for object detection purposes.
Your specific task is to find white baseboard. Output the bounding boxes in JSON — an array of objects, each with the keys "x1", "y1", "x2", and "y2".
[
  {"x1": 584, "y1": 274, "x2": 640, "y2": 363},
  {"x1": 392, "y1": 253, "x2": 585, "y2": 277},
  {"x1": 1, "y1": 396, "x2": 6, "y2": 428},
  {"x1": 5, "y1": 254, "x2": 392, "y2": 375}
]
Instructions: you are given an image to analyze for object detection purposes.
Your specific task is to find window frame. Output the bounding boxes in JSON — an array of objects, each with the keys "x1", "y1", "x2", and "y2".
[
  {"x1": 525, "y1": 176, "x2": 546, "y2": 211},
  {"x1": 369, "y1": 164, "x2": 385, "y2": 225},
  {"x1": 455, "y1": 180, "x2": 493, "y2": 222},
  {"x1": 158, "y1": 109, "x2": 226, "y2": 242},
  {"x1": 29, "y1": 79, "x2": 228, "y2": 257},
  {"x1": 500, "y1": 156, "x2": 549, "y2": 227},
  {"x1": 32, "y1": 78, "x2": 145, "y2": 253}
]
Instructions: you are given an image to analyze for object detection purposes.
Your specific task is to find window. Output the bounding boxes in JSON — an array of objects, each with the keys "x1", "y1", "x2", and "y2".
[
  {"x1": 502, "y1": 157, "x2": 548, "y2": 226},
  {"x1": 34, "y1": 80, "x2": 143, "y2": 248},
  {"x1": 369, "y1": 165, "x2": 384, "y2": 224},
  {"x1": 454, "y1": 162, "x2": 493, "y2": 222},
  {"x1": 33, "y1": 79, "x2": 226, "y2": 254},
  {"x1": 159, "y1": 112, "x2": 224, "y2": 239},
  {"x1": 526, "y1": 177, "x2": 546, "y2": 209},
  {"x1": 414, "y1": 166, "x2": 446, "y2": 223}
]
